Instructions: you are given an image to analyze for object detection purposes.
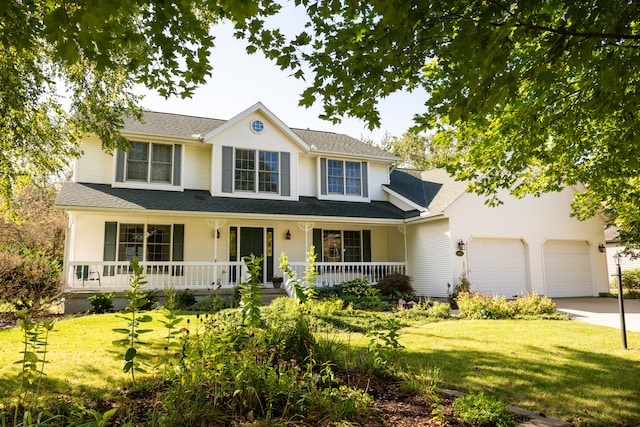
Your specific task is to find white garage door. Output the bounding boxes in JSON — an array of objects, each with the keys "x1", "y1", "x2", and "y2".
[
  {"x1": 544, "y1": 240, "x2": 593, "y2": 297},
  {"x1": 468, "y1": 239, "x2": 527, "y2": 297}
]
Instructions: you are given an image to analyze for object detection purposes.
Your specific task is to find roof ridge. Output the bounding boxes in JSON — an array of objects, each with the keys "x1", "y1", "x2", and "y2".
[{"x1": 141, "y1": 110, "x2": 226, "y2": 121}]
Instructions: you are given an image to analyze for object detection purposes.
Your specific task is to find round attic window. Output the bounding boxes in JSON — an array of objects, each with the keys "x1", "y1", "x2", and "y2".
[{"x1": 250, "y1": 119, "x2": 265, "y2": 133}]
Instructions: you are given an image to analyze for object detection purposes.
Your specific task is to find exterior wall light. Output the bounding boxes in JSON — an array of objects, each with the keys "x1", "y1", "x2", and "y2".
[
  {"x1": 457, "y1": 239, "x2": 466, "y2": 251},
  {"x1": 216, "y1": 229, "x2": 220, "y2": 239},
  {"x1": 285, "y1": 230, "x2": 291, "y2": 240},
  {"x1": 598, "y1": 243, "x2": 606, "y2": 253}
]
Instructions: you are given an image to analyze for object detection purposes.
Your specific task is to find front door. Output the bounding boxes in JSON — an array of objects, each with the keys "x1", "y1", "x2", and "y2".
[{"x1": 240, "y1": 227, "x2": 264, "y2": 282}]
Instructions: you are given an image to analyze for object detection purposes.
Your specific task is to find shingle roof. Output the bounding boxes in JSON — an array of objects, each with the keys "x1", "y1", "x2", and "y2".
[
  {"x1": 291, "y1": 128, "x2": 395, "y2": 159},
  {"x1": 123, "y1": 112, "x2": 225, "y2": 138},
  {"x1": 123, "y1": 111, "x2": 397, "y2": 160},
  {"x1": 387, "y1": 168, "x2": 468, "y2": 214},
  {"x1": 55, "y1": 183, "x2": 418, "y2": 220}
]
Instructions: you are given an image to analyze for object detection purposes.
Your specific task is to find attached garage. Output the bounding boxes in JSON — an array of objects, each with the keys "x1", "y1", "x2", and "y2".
[
  {"x1": 467, "y1": 238, "x2": 528, "y2": 297},
  {"x1": 544, "y1": 240, "x2": 594, "y2": 297}
]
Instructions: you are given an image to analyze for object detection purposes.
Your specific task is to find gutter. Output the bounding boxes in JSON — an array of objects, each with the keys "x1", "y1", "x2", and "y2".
[{"x1": 54, "y1": 205, "x2": 408, "y2": 225}]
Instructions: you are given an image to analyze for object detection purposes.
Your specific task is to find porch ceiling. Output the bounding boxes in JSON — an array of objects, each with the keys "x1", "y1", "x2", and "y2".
[{"x1": 55, "y1": 183, "x2": 419, "y2": 220}]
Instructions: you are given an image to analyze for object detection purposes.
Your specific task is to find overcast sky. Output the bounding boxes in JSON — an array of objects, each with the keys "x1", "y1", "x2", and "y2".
[{"x1": 135, "y1": 18, "x2": 429, "y2": 144}]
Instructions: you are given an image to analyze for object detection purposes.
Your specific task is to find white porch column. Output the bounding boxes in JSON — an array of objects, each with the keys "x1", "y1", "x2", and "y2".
[
  {"x1": 207, "y1": 219, "x2": 226, "y2": 285},
  {"x1": 297, "y1": 222, "x2": 315, "y2": 252},
  {"x1": 398, "y1": 225, "x2": 408, "y2": 273},
  {"x1": 64, "y1": 212, "x2": 78, "y2": 286}
]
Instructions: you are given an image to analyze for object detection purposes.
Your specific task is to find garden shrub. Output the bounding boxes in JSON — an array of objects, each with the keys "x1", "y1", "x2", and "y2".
[
  {"x1": 374, "y1": 273, "x2": 415, "y2": 297},
  {"x1": 88, "y1": 292, "x2": 114, "y2": 313},
  {"x1": 621, "y1": 269, "x2": 640, "y2": 290},
  {"x1": 189, "y1": 293, "x2": 238, "y2": 312},
  {"x1": 317, "y1": 278, "x2": 391, "y2": 311},
  {"x1": 161, "y1": 310, "x2": 371, "y2": 425},
  {"x1": 174, "y1": 289, "x2": 196, "y2": 309},
  {"x1": 457, "y1": 291, "x2": 561, "y2": 319},
  {"x1": 427, "y1": 301, "x2": 452, "y2": 318},
  {"x1": 456, "y1": 292, "x2": 515, "y2": 319},
  {"x1": 0, "y1": 246, "x2": 62, "y2": 306},
  {"x1": 510, "y1": 292, "x2": 556, "y2": 316},
  {"x1": 394, "y1": 300, "x2": 451, "y2": 319},
  {"x1": 449, "y1": 273, "x2": 472, "y2": 306},
  {"x1": 453, "y1": 391, "x2": 516, "y2": 427},
  {"x1": 341, "y1": 278, "x2": 375, "y2": 298},
  {"x1": 140, "y1": 290, "x2": 158, "y2": 310}
]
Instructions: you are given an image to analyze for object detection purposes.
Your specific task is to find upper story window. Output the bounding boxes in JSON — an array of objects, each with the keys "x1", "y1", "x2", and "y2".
[
  {"x1": 327, "y1": 160, "x2": 361, "y2": 195},
  {"x1": 235, "y1": 149, "x2": 279, "y2": 193},
  {"x1": 222, "y1": 146, "x2": 290, "y2": 197},
  {"x1": 250, "y1": 119, "x2": 265, "y2": 133},
  {"x1": 126, "y1": 142, "x2": 173, "y2": 184}
]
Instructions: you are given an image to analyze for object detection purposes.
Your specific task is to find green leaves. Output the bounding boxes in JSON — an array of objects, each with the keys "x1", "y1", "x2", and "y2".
[
  {"x1": 240, "y1": 0, "x2": 640, "y2": 246},
  {"x1": 2, "y1": 0, "x2": 282, "y2": 217},
  {"x1": 239, "y1": 253, "x2": 263, "y2": 327},
  {"x1": 112, "y1": 256, "x2": 153, "y2": 385}
]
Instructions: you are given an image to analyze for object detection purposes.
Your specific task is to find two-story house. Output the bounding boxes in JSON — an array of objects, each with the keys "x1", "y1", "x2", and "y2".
[{"x1": 55, "y1": 102, "x2": 609, "y2": 312}]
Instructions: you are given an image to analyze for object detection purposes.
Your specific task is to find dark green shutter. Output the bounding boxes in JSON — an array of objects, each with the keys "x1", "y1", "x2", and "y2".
[
  {"x1": 320, "y1": 158, "x2": 327, "y2": 195},
  {"x1": 313, "y1": 228, "x2": 323, "y2": 261},
  {"x1": 222, "y1": 146, "x2": 233, "y2": 193},
  {"x1": 172, "y1": 224, "x2": 184, "y2": 276},
  {"x1": 173, "y1": 145, "x2": 182, "y2": 187},
  {"x1": 362, "y1": 230, "x2": 371, "y2": 262},
  {"x1": 115, "y1": 150, "x2": 125, "y2": 182},
  {"x1": 103, "y1": 222, "x2": 117, "y2": 276},
  {"x1": 280, "y1": 152, "x2": 290, "y2": 196},
  {"x1": 361, "y1": 162, "x2": 368, "y2": 197}
]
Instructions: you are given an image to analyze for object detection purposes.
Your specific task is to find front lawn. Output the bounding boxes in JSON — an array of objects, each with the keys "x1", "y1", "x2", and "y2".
[
  {"x1": 399, "y1": 319, "x2": 640, "y2": 426},
  {"x1": 1, "y1": 310, "x2": 639, "y2": 426}
]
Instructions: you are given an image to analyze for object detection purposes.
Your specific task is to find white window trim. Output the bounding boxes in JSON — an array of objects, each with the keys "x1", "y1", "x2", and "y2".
[
  {"x1": 113, "y1": 141, "x2": 184, "y2": 192},
  {"x1": 234, "y1": 148, "x2": 280, "y2": 194},
  {"x1": 318, "y1": 157, "x2": 369, "y2": 202}
]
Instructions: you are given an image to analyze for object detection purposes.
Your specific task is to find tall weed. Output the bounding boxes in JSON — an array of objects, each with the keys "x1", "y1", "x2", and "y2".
[{"x1": 112, "y1": 256, "x2": 153, "y2": 386}]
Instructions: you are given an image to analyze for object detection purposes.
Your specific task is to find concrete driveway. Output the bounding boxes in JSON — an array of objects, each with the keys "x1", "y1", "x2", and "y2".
[{"x1": 554, "y1": 297, "x2": 640, "y2": 332}]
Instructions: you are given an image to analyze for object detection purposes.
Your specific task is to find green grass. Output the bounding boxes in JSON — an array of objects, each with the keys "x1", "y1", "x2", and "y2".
[
  {"x1": 400, "y1": 318, "x2": 640, "y2": 426},
  {"x1": 0, "y1": 312, "x2": 205, "y2": 404},
  {"x1": 1, "y1": 312, "x2": 639, "y2": 426}
]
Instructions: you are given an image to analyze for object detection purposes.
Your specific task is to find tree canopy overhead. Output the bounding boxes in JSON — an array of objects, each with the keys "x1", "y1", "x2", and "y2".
[
  {"x1": 245, "y1": 0, "x2": 640, "y2": 245},
  {"x1": 0, "y1": 0, "x2": 277, "y2": 216},
  {"x1": 4, "y1": 0, "x2": 640, "y2": 247}
]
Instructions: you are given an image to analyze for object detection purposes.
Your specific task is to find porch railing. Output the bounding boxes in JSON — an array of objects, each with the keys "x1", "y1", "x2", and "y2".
[
  {"x1": 65, "y1": 261, "x2": 249, "y2": 291},
  {"x1": 284, "y1": 262, "x2": 407, "y2": 288},
  {"x1": 64, "y1": 261, "x2": 407, "y2": 293}
]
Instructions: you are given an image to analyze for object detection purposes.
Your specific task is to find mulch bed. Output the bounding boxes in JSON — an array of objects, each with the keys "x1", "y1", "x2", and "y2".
[{"x1": 338, "y1": 371, "x2": 470, "y2": 427}]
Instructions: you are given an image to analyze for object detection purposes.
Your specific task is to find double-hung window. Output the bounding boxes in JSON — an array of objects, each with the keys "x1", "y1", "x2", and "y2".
[
  {"x1": 327, "y1": 160, "x2": 361, "y2": 195},
  {"x1": 103, "y1": 222, "x2": 184, "y2": 276},
  {"x1": 117, "y1": 224, "x2": 172, "y2": 263},
  {"x1": 126, "y1": 142, "x2": 173, "y2": 184},
  {"x1": 117, "y1": 223, "x2": 173, "y2": 273},
  {"x1": 312, "y1": 228, "x2": 372, "y2": 267},
  {"x1": 235, "y1": 149, "x2": 279, "y2": 193}
]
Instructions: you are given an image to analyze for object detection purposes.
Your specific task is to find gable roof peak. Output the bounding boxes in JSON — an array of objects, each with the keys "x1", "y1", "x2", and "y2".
[{"x1": 202, "y1": 102, "x2": 310, "y2": 150}]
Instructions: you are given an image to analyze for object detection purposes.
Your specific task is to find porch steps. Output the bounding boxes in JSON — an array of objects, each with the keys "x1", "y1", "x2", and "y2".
[{"x1": 261, "y1": 287, "x2": 288, "y2": 304}]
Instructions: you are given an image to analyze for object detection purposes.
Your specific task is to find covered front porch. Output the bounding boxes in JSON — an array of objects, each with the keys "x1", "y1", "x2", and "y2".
[{"x1": 63, "y1": 260, "x2": 408, "y2": 293}]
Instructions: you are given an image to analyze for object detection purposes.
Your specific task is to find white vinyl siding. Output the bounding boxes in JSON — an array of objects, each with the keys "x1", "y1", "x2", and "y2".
[
  {"x1": 407, "y1": 219, "x2": 451, "y2": 297},
  {"x1": 183, "y1": 144, "x2": 210, "y2": 190},
  {"x1": 75, "y1": 137, "x2": 113, "y2": 184}
]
